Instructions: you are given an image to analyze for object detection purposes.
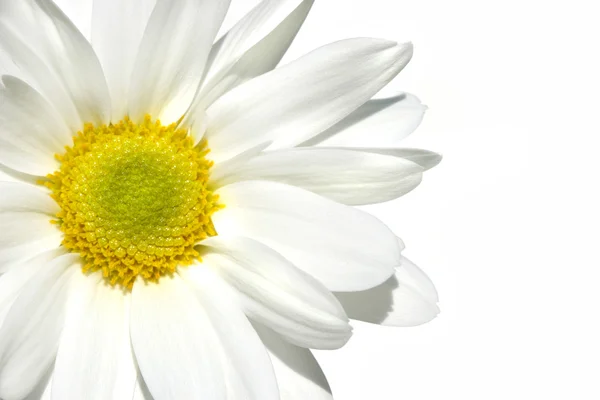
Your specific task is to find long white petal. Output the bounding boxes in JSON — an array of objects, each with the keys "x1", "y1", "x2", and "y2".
[
  {"x1": 0, "y1": 249, "x2": 65, "y2": 327},
  {"x1": 209, "y1": 141, "x2": 272, "y2": 184},
  {"x1": 0, "y1": 182, "x2": 58, "y2": 215},
  {"x1": 212, "y1": 147, "x2": 423, "y2": 205},
  {"x1": 0, "y1": 0, "x2": 111, "y2": 129},
  {"x1": 385, "y1": 148, "x2": 442, "y2": 171},
  {"x1": 128, "y1": 0, "x2": 230, "y2": 123},
  {"x1": 130, "y1": 275, "x2": 225, "y2": 400},
  {"x1": 0, "y1": 253, "x2": 78, "y2": 400},
  {"x1": 0, "y1": 165, "x2": 38, "y2": 185},
  {"x1": 213, "y1": 181, "x2": 401, "y2": 292},
  {"x1": 24, "y1": 371, "x2": 52, "y2": 400},
  {"x1": 53, "y1": 0, "x2": 93, "y2": 39},
  {"x1": 0, "y1": 197, "x2": 62, "y2": 272},
  {"x1": 397, "y1": 236, "x2": 406, "y2": 253},
  {"x1": 185, "y1": 0, "x2": 313, "y2": 122},
  {"x1": 206, "y1": 39, "x2": 413, "y2": 162},
  {"x1": 343, "y1": 147, "x2": 443, "y2": 171},
  {"x1": 0, "y1": 46, "x2": 19, "y2": 77},
  {"x1": 205, "y1": 0, "x2": 311, "y2": 85},
  {"x1": 335, "y1": 256, "x2": 440, "y2": 327},
  {"x1": 180, "y1": 265, "x2": 279, "y2": 399},
  {"x1": 0, "y1": 227, "x2": 62, "y2": 274},
  {"x1": 303, "y1": 93, "x2": 427, "y2": 147},
  {"x1": 0, "y1": 76, "x2": 72, "y2": 176},
  {"x1": 254, "y1": 323, "x2": 333, "y2": 400},
  {"x1": 198, "y1": 237, "x2": 352, "y2": 349},
  {"x1": 0, "y1": 182, "x2": 61, "y2": 273},
  {"x1": 91, "y1": 0, "x2": 157, "y2": 121},
  {"x1": 0, "y1": 166, "x2": 19, "y2": 184},
  {"x1": 52, "y1": 273, "x2": 136, "y2": 400},
  {"x1": 133, "y1": 378, "x2": 153, "y2": 400}
]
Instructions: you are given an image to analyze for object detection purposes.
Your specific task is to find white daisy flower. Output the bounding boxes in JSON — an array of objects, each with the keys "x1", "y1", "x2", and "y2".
[{"x1": 0, "y1": 0, "x2": 441, "y2": 399}]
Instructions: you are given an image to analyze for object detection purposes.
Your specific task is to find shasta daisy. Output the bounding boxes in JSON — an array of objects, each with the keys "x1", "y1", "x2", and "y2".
[{"x1": 0, "y1": 0, "x2": 441, "y2": 399}]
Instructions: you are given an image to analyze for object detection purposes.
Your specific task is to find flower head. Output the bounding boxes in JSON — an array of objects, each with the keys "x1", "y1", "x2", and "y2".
[{"x1": 0, "y1": 1, "x2": 441, "y2": 399}]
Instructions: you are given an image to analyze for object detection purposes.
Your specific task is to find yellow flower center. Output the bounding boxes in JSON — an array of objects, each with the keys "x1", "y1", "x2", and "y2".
[{"x1": 42, "y1": 116, "x2": 221, "y2": 289}]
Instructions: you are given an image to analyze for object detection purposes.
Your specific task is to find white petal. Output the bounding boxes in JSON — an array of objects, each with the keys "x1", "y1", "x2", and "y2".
[
  {"x1": 205, "y1": 39, "x2": 413, "y2": 162},
  {"x1": 0, "y1": 182, "x2": 58, "y2": 215},
  {"x1": 24, "y1": 371, "x2": 52, "y2": 400},
  {"x1": 397, "y1": 236, "x2": 406, "y2": 253},
  {"x1": 0, "y1": 232, "x2": 62, "y2": 274},
  {"x1": 52, "y1": 273, "x2": 136, "y2": 400},
  {"x1": 335, "y1": 256, "x2": 440, "y2": 327},
  {"x1": 133, "y1": 378, "x2": 154, "y2": 400},
  {"x1": 0, "y1": 166, "x2": 19, "y2": 184},
  {"x1": 185, "y1": 0, "x2": 313, "y2": 116},
  {"x1": 344, "y1": 147, "x2": 443, "y2": 171},
  {"x1": 0, "y1": 0, "x2": 111, "y2": 129},
  {"x1": 212, "y1": 147, "x2": 424, "y2": 205},
  {"x1": 209, "y1": 141, "x2": 272, "y2": 184},
  {"x1": 213, "y1": 181, "x2": 400, "y2": 291},
  {"x1": 128, "y1": 0, "x2": 230, "y2": 123},
  {"x1": 0, "y1": 249, "x2": 65, "y2": 327},
  {"x1": 254, "y1": 323, "x2": 333, "y2": 400},
  {"x1": 91, "y1": 0, "x2": 157, "y2": 120},
  {"x1": 0, "y1": 209, "x2": 62, "y2": 273},
  {"x1": 205, "y1": 0, "x2": 312, "y2": 85},
  {"x1": 180, "y1": 265, "x2": 279, "y2": 399},
  {"x1": 53, "y1": 0, "x2": 93, "y2": 39},
  {"x1": 0, "y1": 253, "x2": 78, "y2": 400},
  {"x1": 303, "y1": 93, "x2": 427, "y2": 147},
  {"x1": 0, "y1": 47, "x2": 19, "y2": 76},
  {"x1": 0, "y1": 76, "x2": 72, "y2": 176},
  {"x1": 198, "y1": 236, "x2": 352, "y2": 349},
  {"x1": 0, "y1": 182, "x2": 61, "y2": 272},
  {"x1": 0, "y1": 165, "x2": 38, "y2": 185},
  {"x1": 390, "y1": 149, "x2": 442, "y2": 171},
  {"x1": 130, "y1": 275, "x2": 225, "y2": 400}
]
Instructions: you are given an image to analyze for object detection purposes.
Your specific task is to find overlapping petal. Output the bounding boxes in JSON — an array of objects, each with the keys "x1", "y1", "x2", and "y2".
[
  {"x1": 180, "y1": 265, "x2": 279, "y2": 399},
  {"x1": 0, "y1": 182, "x2": 62, "y2": 273},
  {"x1": 205, "y1": 38, "x2": 413, "y2": 162},
  {"x1": 0, "y1": 249, "x2": 65, "y2": 326},
  {"x1": 211, "y1": 147, "x2": 424, "y2": 205},
  {"x1": 128, "y1": 0, "x2": 230, "y2": 123},
  {"x1": 0, "y1": 165, "x2": 37, "y2": 185},
  {"x1": 0, "y1": 0, "x2": 110, "y2": 129},
  {"x1": 0, "y1": 77, "x2": 73, "y2": 176},
  {"x1": 335, "y1": 256, "x2": 440, "y2": 327},
  {"x1": 303, "y1": 93, "x2": 427, "y2": 147},
  {"x1": 91, "y1": 0, "x2": 157, "y2": 120},
  {"x1": 0, "y1": 47, "x2": 18, "y2": 76},
  {"x1": 352, "y1": 147, "x2": 443, "y2": 171},
  {"x1": 131, "y1": 275, "x2": 226, "y2": 399},
  {"x1": 52, "y1": 273, "x2": 137, "y2": 400},
  {"x1": 0, "y1": 253, "x2": 78, "y2": 400},
  {"x1": 213, "y1": 181, "x2": 401, "y2": 291},
  {"x1": 185, "y1": 0, "x2": 313, "y2": 120},
  {"x1": 53, "y1": 0, "x2": 93, "y2": 39},
  {"x1": 0, "y1": 182, "x2": 58, "y2": 214},
  {"x1": 198, "y1": 236, "x2": 352, "y2": 349},
  {"x1": 254, "y1": 323, "x2": 334, "y2": 400},
  {"x1": 25, "y1": 371, "x2": 53, "y2": 400}
]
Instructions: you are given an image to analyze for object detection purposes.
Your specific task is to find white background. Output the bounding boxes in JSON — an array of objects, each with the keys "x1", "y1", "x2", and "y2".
[{"x1": 226, "y1": 1, "x2": 600, "y2": 399}]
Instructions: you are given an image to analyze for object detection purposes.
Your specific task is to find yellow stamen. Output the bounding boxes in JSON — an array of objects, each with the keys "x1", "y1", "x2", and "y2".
[{"x1": 41, "y1": 116, "x2": 221, "y2": 290}]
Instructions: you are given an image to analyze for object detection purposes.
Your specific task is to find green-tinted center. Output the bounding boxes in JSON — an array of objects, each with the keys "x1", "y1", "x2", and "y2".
[{"x1": 43, "y1": 116, "x2": 221, "y2": 289}]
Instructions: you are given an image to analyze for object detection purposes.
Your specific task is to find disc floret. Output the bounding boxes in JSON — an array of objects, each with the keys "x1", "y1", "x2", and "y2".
[{"x1": 43, "y1": 116, "x2": 221, "y2": 289}]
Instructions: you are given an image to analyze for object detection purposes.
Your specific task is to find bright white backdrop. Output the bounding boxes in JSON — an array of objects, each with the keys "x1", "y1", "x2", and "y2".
[{"x1": 225, "y1": 0, "x2": 600, "y2": 399}]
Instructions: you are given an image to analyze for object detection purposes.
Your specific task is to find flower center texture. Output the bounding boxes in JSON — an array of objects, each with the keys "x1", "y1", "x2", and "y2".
[{"x1": 43, "y1": 116, "x2": 221, "y2": 289}]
